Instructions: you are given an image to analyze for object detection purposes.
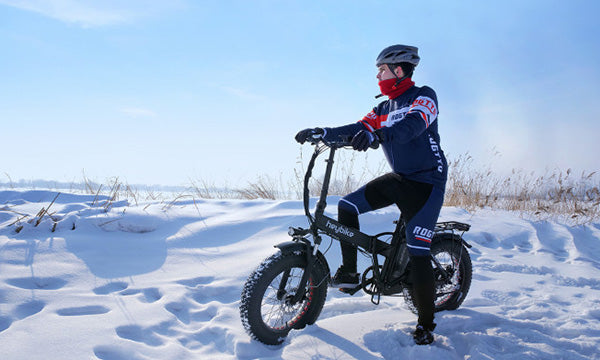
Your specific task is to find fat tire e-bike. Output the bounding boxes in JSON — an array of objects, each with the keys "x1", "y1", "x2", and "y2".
[{"x1": 240, "y1": 136, "x2": 472, "y2": 345}]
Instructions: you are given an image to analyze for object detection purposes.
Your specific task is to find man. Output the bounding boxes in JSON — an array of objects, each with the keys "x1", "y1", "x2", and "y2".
[{"x1": 295, "y1": 44, "x2": 447, "y2": 345}]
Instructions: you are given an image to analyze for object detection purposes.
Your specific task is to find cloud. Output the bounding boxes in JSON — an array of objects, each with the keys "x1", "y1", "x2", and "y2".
[{"x1": 0, "y1": 0, "x2": 183, "y2": 27}]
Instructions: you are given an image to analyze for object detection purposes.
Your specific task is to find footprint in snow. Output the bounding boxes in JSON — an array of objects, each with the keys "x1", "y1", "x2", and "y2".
[
  {"x1": 191, "y1": 284, "x2": 239, "y2": 304},
  {"x1": 5, "y1": 277, "x2": 68, "y2": 290},
  {"x1": 191, "y1": 303, "x2": 219, "y2": 323},
  {"x1": 118, "y1": 288, "x2": 141, "y2": 296},
  {"x1": 56, "y1": 305, "x2": 110, "y2": 316},
  {"x1": 588, "y1": 309, "x2": 600, "y2": 320},
  {"x1": 115, "y1": 325, "x2": 164, "y2": 347},
  {"x1": 179, "y1": 325, "x2": 233, "y2": 353},
  {"x1": 93, "y1": 345, "x2": 143, "y2": 360},
  {"x1": 176, "y1": 276, "x2": 215, "y2": 287},
  {"x1": 14, "y1": 300, "x2": 45, "y2": 319},
  {"x1": 481, "y1": 289, "x2": 522, "y2": 306},
  {"x1": 93, "y1": 282, "x2": 128, "y2": 295},
  {"x1": 118, "y1": 287, "x2": 163, "y2": 303},
  {"x1": 165, "y1": 302, "x2": 191, "y2": 324},
  {"x1": 140, "y1": 287, "x2": 162, "y2": 303}
]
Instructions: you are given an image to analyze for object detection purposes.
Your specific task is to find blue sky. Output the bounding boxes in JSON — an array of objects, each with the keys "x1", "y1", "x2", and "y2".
[{"x1": 1, "y1": 0, "x2": 599, "y2": 187}]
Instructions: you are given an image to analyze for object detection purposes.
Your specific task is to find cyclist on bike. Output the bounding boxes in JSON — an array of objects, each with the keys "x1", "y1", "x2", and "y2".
[{"x1": 295, "y1": 44, "x2": 446, "y2": 345}]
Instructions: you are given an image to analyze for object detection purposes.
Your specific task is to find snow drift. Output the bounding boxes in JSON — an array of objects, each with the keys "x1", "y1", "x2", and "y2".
[{"x1": 0, "y1": 190, "x2": 599, "y2": 359}]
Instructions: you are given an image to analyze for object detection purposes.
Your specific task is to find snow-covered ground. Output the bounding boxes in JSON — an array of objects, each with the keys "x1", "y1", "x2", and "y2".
[{"x1": 0, "y1": 189, "x2": 599, "y2": 359}]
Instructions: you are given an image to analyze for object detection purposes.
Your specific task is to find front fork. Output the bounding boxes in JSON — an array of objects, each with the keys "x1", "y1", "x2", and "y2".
[{"x1": 276, "y1": 229, "x2": 324, "y2": 304}]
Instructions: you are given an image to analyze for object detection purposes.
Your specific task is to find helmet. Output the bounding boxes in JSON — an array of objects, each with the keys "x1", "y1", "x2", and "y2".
[{"x1": 376, "y1": 45, "x2": 420, "y2": 67}]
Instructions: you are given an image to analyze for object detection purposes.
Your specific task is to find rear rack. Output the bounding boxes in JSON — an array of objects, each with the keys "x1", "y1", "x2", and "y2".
[{"x1": 435, "y1": 221, "x2": 471, "y2": 232}]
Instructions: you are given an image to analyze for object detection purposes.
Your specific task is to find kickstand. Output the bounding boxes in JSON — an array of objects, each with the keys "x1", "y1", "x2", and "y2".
[{"x1": 371, "y1": 292, "x2": 381, "y2": 305}]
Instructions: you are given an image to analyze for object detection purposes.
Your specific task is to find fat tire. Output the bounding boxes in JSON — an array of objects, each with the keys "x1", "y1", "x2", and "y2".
[
  {"x1": 406, "y1": 238, "x2": 472, "y2": 313},
  {"x1": 430, "y1": 238, "x2": 472, "y2": 311},
  {"x1": 240, "y1": 251, "x2": 328, "y2": 345}
]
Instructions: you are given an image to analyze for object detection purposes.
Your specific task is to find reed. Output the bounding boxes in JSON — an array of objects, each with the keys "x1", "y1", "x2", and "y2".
[{"x1": 2, "y1": 152, "x2": 598, "y2": 224}]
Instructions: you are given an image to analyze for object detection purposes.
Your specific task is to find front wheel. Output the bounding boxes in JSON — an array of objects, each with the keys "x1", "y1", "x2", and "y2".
[{"x1": 240, "y1": 251, "x2": 329, "y2": 345}]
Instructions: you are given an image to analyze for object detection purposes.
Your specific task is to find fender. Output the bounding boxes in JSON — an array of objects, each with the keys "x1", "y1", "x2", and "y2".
[
  {"x1": 432, "y1": 233, "x2": 472, "y2": 249},
  {"x1": 275, "y1": 240, "x2": 311, "y2": 255},
  {"x1": 275, "y1": 241, "x2": 332, "y2": 278}
]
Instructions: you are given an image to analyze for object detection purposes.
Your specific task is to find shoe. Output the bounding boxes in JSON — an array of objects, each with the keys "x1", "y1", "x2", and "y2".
[
  {"x1": 412, "y1": 324, "x2": 435, "y2": 345},
  {"x1": 330, "y1": 267, "x2": 359, "y2": 288}
]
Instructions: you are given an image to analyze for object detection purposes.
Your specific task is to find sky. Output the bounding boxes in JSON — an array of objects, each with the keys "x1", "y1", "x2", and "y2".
[{"x1": 1, "y1": 0, "x2": 599, "y2": 187}]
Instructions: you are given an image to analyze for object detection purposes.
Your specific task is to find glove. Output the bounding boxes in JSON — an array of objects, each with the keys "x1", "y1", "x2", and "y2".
[
  {"x1": 351, "y1": 130, "x2": 377, "y2": 151},
  {"x1": 295, "y1": 128, "x2": 324, "y2": 144}
]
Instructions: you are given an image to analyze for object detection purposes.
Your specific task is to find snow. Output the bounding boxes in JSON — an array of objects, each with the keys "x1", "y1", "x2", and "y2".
[{"x1": 1, "y1": 189, "x2": 599, "y2": 359}]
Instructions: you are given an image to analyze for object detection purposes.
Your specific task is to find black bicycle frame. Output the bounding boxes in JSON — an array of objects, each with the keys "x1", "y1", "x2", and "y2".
[
  {"x1": 288, "y1": 140, "x2": 470, "y2": 304},
  {"x1": 303, "y1": 142, "x2": 394, "y2": 255},
  {"x1": 286, "y1": 141, "x2": 399, "y2": 302}
]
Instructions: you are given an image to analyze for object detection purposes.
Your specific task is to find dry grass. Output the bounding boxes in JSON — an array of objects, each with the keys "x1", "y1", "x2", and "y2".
[
  {"x1": 234, "y1": 175, "x2": 282, "y2": 200},
  {"x1": 189, "y1": 178, "x2": 232, "y2": 199},
  {"x1": 2, "y1": 153, "x2": 598, "y2": 224},
  {"x1": 445, "y1": 154, "x2": 600, "y2": 224}
]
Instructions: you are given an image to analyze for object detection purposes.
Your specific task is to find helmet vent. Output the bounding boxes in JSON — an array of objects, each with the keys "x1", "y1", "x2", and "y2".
[{"x1": 376, "y1": 45, "x2": 420, "y2": 67}]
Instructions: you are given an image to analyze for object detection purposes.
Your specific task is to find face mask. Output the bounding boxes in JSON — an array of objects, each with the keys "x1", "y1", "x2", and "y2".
[{"x1": 377, "y1": 77, "x2": 415, "y2": 99}]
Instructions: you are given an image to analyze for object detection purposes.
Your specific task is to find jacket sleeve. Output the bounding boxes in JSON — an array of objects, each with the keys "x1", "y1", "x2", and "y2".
[
  {"x1": 322, "y1": 122, "x2": 365, "y2": 143},
  {"x1": 379, "y1": 86, "x2": 439, "y2": 144},
  {"x1": 322, "y1": 105, "x2": 380, "y2": 142},
  {"x1": 358, "y1": 109, "x2": 379, "y2": 132}
]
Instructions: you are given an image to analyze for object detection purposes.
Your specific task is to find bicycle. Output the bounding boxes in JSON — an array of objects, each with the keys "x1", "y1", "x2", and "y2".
[{"x1": 240, "y1": 135, "x2": 472, "y2": 345}]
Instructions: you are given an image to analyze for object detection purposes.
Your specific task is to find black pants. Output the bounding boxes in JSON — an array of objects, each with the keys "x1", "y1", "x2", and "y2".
[{"x1": 338, "y1": 173, "x2": 437, "y2": 328}]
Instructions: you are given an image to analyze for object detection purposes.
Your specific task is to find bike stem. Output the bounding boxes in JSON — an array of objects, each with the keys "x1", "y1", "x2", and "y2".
[
  {"x1": 303, "y1": 145, "x2": 337, "y2": 226},
  {"x1": 315, "y1": 147, "x2": 337, "y2": 220}
]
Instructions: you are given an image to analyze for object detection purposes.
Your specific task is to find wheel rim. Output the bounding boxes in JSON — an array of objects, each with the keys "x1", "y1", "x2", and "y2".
[
  {"x1": 433, "y1": 250, "x2": 461, "y2": 307},
  {"x1": 261, "y1": 267, "x2": 313, "y2": 330}
]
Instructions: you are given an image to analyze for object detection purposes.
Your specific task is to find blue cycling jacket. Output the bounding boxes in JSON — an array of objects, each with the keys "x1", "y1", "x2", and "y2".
[{"x1": 323, "y1": 84, "x2": 448, "y2": 189}]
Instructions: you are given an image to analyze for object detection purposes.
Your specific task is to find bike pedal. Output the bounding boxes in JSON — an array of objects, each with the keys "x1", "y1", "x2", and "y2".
[{"x1": 338, "y1": 285, "x2": 361, "y2": 295}]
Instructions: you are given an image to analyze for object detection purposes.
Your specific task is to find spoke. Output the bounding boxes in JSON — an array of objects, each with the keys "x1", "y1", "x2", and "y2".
[
  {"x1": 260, "y1": 266, "x2": 311, "y2": 330},
  {"x1": 432, "y1": 250, "x2": 463, "y2": 306}
]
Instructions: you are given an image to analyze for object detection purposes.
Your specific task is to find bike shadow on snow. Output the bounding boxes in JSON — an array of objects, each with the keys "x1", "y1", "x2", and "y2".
[{"x1": 290, "y1": 324, "x2": 382, "y2": 360}]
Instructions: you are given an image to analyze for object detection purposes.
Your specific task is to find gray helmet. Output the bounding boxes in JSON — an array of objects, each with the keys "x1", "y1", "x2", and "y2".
[{"x1": 376, "y1": 45, "x2": 420, "y2": 67}]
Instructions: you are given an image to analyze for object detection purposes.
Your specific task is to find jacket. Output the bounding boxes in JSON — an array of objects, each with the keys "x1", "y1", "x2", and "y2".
[{"x1": 324, "y1": 84, "x2": 447, "y2": 189}]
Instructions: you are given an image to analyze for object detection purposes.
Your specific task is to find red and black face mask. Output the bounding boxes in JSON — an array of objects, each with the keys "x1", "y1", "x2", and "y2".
[{"x1": 378, "y1": 77, "x2": 415, "y2": 99}]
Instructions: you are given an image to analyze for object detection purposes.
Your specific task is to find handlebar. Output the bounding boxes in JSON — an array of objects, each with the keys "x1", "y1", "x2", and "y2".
[{"x1": 307, "y1": 134, "x2": 380, "y2": 150}]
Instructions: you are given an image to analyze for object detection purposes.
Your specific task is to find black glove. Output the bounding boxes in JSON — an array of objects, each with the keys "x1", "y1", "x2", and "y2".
[
  {"x1": 295, "y1": 128, "x2": 324, "y2": 144},
  {"x1": 351, "y1": 130, "x2": 378, "y2": 151}
]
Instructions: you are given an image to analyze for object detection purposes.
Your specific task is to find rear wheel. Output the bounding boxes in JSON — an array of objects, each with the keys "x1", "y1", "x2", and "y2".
[
  {"x1": 430, "y1": 238, "x2": 472, "y2": 311},
  {"x1": 405, "y1": 237, "x2": 472, "y2": 313},
  {"x1": 240, "y1": 251, "x2": 329, "y2": 345}
]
